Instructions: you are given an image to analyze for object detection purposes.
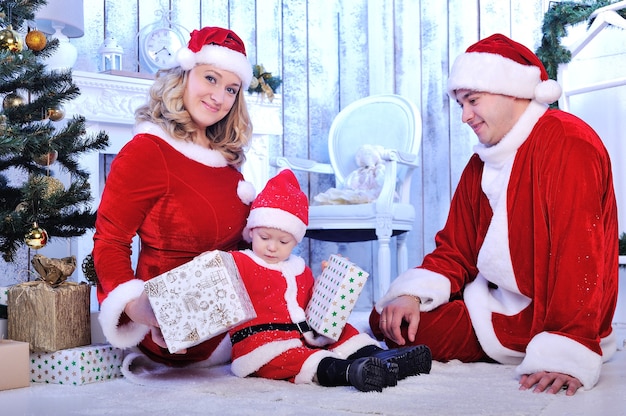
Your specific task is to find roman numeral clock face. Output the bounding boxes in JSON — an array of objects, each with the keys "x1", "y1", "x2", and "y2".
[{"x1": 140, "y1": 26, "x2": 186, "y2": 73}]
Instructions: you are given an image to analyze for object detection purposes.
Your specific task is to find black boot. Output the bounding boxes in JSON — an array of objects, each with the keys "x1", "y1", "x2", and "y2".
[
  {"x1": 369, "y1": 344, "x2": 433, "y2": 380},
  {"x1": 316, "y1": 356, "x2": 398, "y2": 392},
  {"x1": 347, "y1": 344, "x2": 384, "y2": 360}
]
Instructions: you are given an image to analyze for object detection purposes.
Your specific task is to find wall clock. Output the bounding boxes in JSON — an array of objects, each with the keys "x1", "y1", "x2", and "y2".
[{"x1": 138, "y1": 11, "x2": 188, "y2": 74}]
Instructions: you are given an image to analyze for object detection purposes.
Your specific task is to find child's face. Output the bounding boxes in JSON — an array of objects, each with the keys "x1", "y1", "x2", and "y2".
[{"x1": 250, "y1": 227, "x2": 298, "y2": 264}]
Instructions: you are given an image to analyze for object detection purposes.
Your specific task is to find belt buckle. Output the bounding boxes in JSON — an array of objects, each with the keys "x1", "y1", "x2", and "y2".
[{"x1": 295, "y1": 321, "x2": 309, "y2": 333}]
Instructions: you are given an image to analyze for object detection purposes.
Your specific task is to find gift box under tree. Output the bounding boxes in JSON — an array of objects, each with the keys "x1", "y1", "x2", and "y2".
[
  {"x1": 145, "y1": 250, "x2": 257, "y2": 354},
  {"x1": 305, "y1": 254, "x2": 369, "y2": 341},
  {"x1": 30, "y1": 343, "x2": 123, "y2": 385},
  {"x1": 0, "y1": 286, "x2": 8, "y2": 318},
  {"x1": 0, "y1": 339, "x2": 30, "y2": 391},
  {"x1": 8, "y1": 255, "x2": 91, "y2": 352},
  {"x1": 0, "y1": 286, "x2": 8, "y2": 339}
]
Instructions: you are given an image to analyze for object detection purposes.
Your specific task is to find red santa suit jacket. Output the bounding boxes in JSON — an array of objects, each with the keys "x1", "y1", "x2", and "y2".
[
  {"x1": 94, "y1": 122, "x2": 255, "y2": 365},
  {"x1": 229, "y1": 250, "x2": 377, "y2": 383},
  {"x1": 376, "y1": 101, "x2": 618, "y2": 389}
]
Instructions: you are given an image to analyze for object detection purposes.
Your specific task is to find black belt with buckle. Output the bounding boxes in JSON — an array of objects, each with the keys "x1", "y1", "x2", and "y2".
[{"x1": 230, "y1": 321, "x2": 312, "y2": 345}]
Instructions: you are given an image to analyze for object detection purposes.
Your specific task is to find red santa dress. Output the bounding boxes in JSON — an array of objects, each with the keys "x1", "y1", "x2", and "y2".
[
  {"x1": 374, "y1": 101, "x2": 618, "y2": 389},
  {"x1": 94, "y1": 121, "x2": 255, "y2": 366},
  {"x1": 230, "y1": 250, "x2": 378, "y2": 384}
]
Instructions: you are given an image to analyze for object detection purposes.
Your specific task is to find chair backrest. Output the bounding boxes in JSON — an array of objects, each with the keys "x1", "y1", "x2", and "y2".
[{"x1": 328, "y1": 94, "x2": 422, "y2": 187}]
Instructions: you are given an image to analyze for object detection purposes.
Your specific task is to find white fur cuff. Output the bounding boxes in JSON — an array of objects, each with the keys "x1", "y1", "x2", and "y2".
[
  {"x1": 515, "y1": 332, "x2": 602, "y2": 389},
  {"x1": 99, "y1": 279, "x2": 150, "y2": 348}
]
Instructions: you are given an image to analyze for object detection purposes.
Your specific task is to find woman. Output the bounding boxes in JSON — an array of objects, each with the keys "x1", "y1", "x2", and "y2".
[{"x1": 93, "y1": 26, "x2": 256, "y2": 367}]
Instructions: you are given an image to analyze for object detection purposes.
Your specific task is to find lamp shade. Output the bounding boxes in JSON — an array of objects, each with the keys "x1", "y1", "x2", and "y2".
[{"x1": 35, "y1": 0, "x2": 84, "y2": 38}]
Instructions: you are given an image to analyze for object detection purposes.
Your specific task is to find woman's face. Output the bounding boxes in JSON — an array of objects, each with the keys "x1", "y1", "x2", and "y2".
[{"x1": 183, "y1": 64, "x2": 242, "y2": 130}]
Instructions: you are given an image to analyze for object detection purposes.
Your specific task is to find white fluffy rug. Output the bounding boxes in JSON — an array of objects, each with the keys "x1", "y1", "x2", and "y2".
[{"x1": 3, "y1": 323, "x2": 625, "y2": 416}]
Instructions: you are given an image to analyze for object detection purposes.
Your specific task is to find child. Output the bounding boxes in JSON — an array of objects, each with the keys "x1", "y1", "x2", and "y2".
[{"x1": 229, "y1": 169, "x2": 431, "y2": 392}]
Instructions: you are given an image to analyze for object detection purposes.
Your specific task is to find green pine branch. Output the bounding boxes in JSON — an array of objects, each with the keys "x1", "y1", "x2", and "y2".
[
  {"x1": 0, "y1": 0, "x2": 110, "y2": 262},
  {"x1": 537, "y1": 0, "x2": 626, "y2": 81}
]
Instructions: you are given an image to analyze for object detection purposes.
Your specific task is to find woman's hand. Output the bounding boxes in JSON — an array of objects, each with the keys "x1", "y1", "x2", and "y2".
[
  {"x1": 123, "y1": 291, "x2": 187, "y2": 353},
  {"x1": 378, "y1": 295, "x2": 421, "y2": 345},
  {"x1": 519, "y1": 371, "x2": 583, "y2": 396}
]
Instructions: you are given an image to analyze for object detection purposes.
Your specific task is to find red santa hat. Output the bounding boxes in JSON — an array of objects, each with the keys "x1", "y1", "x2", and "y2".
[
  {"x1": 243, "y1": 169, "x2": 309, "y2": 243},
  {"x1": 447, "y1": 33, "x2": 562, "y2": 105},
  {"x1": 176, "y1": 26, "x2": 253, "y2": 89}
]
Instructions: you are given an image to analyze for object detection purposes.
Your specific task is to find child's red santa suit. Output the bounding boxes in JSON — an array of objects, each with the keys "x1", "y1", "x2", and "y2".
[
  {"x1": 373, "y1": 33, "x2": 618, "y2": 390},
  {"x1": 229, "y1": 170, "x2": 378, "y2": 383}
]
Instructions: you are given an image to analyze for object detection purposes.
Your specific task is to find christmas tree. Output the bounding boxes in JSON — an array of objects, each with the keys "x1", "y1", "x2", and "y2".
[{"x1": 0, "y1": 0, "x2": 109, "y2": 262}]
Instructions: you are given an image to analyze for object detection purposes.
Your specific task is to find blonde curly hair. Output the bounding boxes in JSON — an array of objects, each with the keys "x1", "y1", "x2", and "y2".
[{"x1": 135, "y1": 66, "x2": 253, "y2": 168}]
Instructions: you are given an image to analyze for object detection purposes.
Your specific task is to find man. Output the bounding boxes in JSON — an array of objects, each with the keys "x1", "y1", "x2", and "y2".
[{"x1": 370, "y1": 33, "x2": 618, "y2": 396}]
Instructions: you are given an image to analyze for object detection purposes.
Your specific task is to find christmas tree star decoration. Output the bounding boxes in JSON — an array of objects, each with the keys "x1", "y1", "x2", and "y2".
[{"x1": 0, "y1": 0, "x2": 110, "y2": 262}]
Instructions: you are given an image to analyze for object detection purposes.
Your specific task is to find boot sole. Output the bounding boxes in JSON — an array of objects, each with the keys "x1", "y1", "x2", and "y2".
[
  {"x1": 348, "y1": 357, "x2": 399, "y2": 392},
  {"x1": 372, "y1": 345, "x2": 432, "y2": 380}
]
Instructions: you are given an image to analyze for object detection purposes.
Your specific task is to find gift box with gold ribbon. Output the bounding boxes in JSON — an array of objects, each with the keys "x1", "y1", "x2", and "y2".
[{"x1": 7, "y1": 255, "x2": 91, "y2": 352}]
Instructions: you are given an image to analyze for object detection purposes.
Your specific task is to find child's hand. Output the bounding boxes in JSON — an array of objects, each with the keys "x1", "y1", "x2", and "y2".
[{"x1": 321, "y1": 254, "x2": 348, "y2": 271}]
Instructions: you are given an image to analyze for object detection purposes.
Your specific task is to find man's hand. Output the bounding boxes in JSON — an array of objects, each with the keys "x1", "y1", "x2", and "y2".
[
  {"x1": 378, "y1": 295, "x2": 421, "y2": 345},
  {"x1": 519, "y1": 371, "x2": 583, "y2": 396}
]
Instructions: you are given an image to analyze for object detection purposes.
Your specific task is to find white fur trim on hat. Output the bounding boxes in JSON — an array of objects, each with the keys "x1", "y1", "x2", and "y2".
[
  {"x1": 243, "y1": 206, "x2": 307, "y2": 243},
  {"x1": 176, "y1": 44, "x2": 253, "y2": 89},
  {"x1": 447, "y1": 52, "x2": 561, "y2": 104}
]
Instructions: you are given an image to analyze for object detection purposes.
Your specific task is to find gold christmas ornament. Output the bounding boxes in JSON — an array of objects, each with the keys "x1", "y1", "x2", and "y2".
[
  {"x1": 33, "y1": 149, "x2": 58, "y2": 166},
  {"x1": 25, "y1": 29, "x2": 47, "y2": 52},
  {"x1": 3, "y1": 92, "x2": 24, "y2": 110},
  {"x1": 47, "y1": 106, "x2": 65, "y2": 121},
  {"x1": 25, "y1": 222, "x2": 48, "y2": 249},
  {"x1": 0, "y1": 25, "x2": 23, "y2": 52},
  {"x1": 32, "y1": 175, "x2": 65, "y2": 199}
]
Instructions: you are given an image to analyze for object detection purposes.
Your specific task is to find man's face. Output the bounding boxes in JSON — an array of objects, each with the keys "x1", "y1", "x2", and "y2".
[{"x1": 454, "y1": 89, "x2": 520, "y2": 147}]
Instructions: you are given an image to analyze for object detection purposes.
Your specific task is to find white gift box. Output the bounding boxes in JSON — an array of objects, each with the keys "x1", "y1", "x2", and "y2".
[
  {"x1": 30, "y1": 343, "x2": 123, "y2": 385},
  {"x1": 144, "y1": 250, "x2": 256, "y2": 353},
  {"x1": 305, "y1": 255, "x2": 369, "y2": 341}
]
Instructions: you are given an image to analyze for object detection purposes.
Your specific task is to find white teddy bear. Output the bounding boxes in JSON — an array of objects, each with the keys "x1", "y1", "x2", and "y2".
[{"x1": 313, "y1": 144, "x2": 386, "y2": 205}]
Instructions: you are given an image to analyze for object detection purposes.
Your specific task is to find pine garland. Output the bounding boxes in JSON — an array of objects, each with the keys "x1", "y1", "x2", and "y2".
[{"x1": 536, "y1": 0, "x2": 626, "y2": 81}]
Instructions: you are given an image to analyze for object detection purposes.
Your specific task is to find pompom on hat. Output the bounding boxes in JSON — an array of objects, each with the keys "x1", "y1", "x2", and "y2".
[
  {"x1": 243, "y1": 169, "x2": 309, "y2": 243},
  {"x1": 176, "y1": 26, "x2": 253, "y2": 89},
  {"x1": 447, "y1": 33, "x2": 562, "y2": 105}
]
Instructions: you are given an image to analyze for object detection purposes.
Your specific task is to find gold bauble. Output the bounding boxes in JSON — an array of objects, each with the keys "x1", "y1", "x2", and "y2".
[
  {"x1": 0, "y1": 26, "x2": 23, "y2": 52},
  {"x1": 3, "y1": 92, "x2": 24, "y2": 110},
  {"x1": 25, "y1": 222, "x2": 48, "y2": 249},
  {"x1": 32, "y1": 175, "x2": 65, "y2": 199},
  {"x1": 47, "y1": 106, "x2": 65, "y2": 121},
  {"x1": 25, "y1": 29, "x2": 46, "y2": 52},
  {"x1": 33, "y1": 150, "x2": 58, "y2": 166}
]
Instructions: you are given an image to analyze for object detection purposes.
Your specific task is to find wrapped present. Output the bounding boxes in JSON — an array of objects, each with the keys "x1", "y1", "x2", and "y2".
[
  {"x1": 8, "y1": 281, "x2": 91, "y2": 352},
  {"x1": 0, "y1": 339, "x2": 30, "y2": 391},
  {"x1": 30, "y1": 344, "x2": 123, "y2": 385},
  {"x1": 0, "y1": 318, "x2": 6, "y2": 339},
  {"x1": 0, "y1": 286, "x2": 9, "y2": 319},
  {"x1": 145, "y1": 250, "x2": 257, "y2": 354},
  {"x1": 305, "y1": 255, "x2": 369, "y2": 341}
]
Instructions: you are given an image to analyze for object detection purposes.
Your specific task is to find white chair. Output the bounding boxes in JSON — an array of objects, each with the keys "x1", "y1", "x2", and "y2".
[{"x1": 272, "y1": 94, "x2": 422, "y2": 301}]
